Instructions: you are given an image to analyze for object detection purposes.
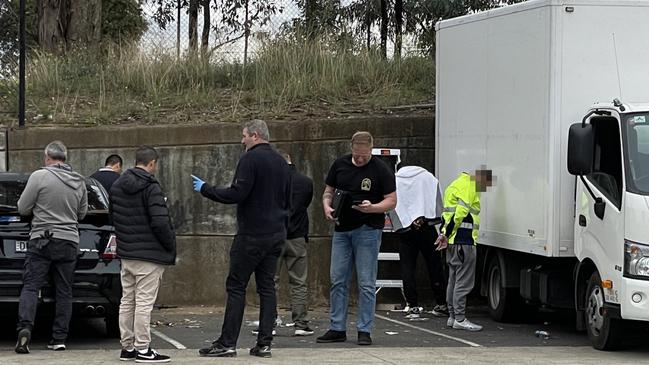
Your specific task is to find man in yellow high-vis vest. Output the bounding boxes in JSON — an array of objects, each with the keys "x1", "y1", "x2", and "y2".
[{"x1": 435, "y1": 168, "x2": 493, "y2": 332}]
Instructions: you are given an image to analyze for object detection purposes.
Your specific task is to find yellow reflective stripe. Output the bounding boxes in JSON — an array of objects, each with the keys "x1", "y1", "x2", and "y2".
[
  {"x1": 457, "y1": 199, "x2": 480, "y2": 215},
  {"x1": 443, "y1": 207, "x2": 456, "y2": 213},
  {"x1": 458, "y1": 222, "x2": 480, "y2": 230}
]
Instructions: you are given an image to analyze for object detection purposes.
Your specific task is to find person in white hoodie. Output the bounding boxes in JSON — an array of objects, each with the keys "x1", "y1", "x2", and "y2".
[
  {"x1": 15, "y1": 140, "x2": 88, "y2": 354},
  {"x1": 394, "y1": 165, "x2": 448, "y2": 317}
]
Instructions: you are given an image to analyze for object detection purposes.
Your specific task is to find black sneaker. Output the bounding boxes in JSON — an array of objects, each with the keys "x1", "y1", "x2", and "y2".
[
  {"x1": 135, "y1": 348, "x2": 170, "y2": 363},
  {"x1": 15, "y1": 328, "x2": 31, "y2": 354},
  {"x1": 431, "y1": 304, "x2": 449, "y2": 317},
  {"x1": 198, "y1": 342, "x2": 237, "y2": 357},
  {"x1": 120, "y1": 348, "x2": 137, "y2": 361},
  {"x1": 316, "y1": 330, "x2": 346, "y2": 343},
  {"x1": 357, "y1": 331, "x2": 372, "y2": 346},
  {"x1": 294, "y1": 326, "x2": 315, "y2": 336},
  {"x1": 47, "y1": 339, "x2": 66, "y2": 351},
  {"x1": 249, "y1": 344, "x2": 272, "y2": 358}
]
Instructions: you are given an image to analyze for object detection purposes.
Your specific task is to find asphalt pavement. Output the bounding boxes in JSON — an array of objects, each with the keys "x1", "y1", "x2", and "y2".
[{"x1": 1, "y1": 302, "x2": 648, "y2": 364}]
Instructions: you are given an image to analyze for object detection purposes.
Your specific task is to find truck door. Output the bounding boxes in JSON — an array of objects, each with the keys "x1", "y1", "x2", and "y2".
[{"x1": 574, "y1": 115, "x2": 624, "y2": 302}]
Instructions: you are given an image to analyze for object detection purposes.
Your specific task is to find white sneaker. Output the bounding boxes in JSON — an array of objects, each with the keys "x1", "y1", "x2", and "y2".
[
  {"x1": 452, "y1": 319, "x2": 483, "y2": 332},
  {"x1": 294, "y1": 327, "x2": 314, "y2": 336},
  {"x1": 446, "y1": 317, "x2": 455, "y2": 328}
]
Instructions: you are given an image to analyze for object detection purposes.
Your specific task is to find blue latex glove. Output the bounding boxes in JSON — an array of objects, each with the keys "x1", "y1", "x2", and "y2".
[{"x1": 191, "y1": 174, "x2": 205, "y2": 192}]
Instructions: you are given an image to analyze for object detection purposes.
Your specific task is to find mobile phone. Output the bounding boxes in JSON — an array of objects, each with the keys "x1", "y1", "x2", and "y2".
[{"x1": 352, "y1": 200, "x2": 364, "y2": 205}]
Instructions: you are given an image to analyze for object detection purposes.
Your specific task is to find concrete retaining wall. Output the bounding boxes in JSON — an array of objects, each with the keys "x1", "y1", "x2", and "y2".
[{"x1": 8, "y1": 116, "x2": 435, "y2": 307}]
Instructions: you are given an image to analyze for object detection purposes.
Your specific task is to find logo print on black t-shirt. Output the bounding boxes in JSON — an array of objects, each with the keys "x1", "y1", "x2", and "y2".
[{"x1": 361, "y1": 178, "x2": 371, "y2": 191}]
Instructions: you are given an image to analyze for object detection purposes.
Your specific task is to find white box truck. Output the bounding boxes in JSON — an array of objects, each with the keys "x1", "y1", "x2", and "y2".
[{"x1": 435, "y1": 0, "x2": 649, "y2": 350}]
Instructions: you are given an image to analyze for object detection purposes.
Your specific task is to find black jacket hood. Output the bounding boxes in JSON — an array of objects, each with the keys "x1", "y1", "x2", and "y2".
[{"x1": 120, "y1": 167, "x2": 156, "y2": 194}]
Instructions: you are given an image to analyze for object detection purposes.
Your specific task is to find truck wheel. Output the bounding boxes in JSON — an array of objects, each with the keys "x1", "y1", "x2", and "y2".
[
  {"x1": 486, "y1": 255, "x2": 530, "y2": 322},
  {"x1": 487, "y1": 256, "x2": 516, "y2": 322},
  {"x1": 585, "y1": 271, "x2": 623, "y2": 350}
]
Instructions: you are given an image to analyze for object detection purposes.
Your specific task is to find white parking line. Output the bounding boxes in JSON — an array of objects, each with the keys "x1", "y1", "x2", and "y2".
[
  {"x1": 150, "y1": 328, "x2": 187, "y2": 349},
  {"x1": 375, "y1": 314, "x2": 482, "y2": 347}
]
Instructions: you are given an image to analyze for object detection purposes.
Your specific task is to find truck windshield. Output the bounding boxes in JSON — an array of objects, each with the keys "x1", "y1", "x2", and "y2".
[{"x1": 624, "y1": 113, "x2": 649, "y2": 194}]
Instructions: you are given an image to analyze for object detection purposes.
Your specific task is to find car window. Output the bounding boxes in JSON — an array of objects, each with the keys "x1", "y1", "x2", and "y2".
[
  {"x1": 0, "y1": 179, "x2": 27, "y2": 211},
  {"x1": 0, "y1": 177, "x2": 108, "y2": 212},
  {"x1": 86, "y1": 179, "x2": 109, "y2": 211}
]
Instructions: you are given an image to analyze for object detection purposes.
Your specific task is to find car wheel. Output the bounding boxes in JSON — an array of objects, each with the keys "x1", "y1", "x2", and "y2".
[{"x1": 585, "y1": 271, "x2": 623, "y2": 350}]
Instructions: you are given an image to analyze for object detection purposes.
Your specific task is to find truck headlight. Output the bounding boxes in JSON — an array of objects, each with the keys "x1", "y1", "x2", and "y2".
[{"x1": 624, "y1": 240, "x2": 649, "y2": 279}]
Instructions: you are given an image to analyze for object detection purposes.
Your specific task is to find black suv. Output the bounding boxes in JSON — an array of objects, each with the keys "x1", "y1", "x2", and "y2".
[{"x1": 0, "y1": 173, "x2": 121, "y2": 336}]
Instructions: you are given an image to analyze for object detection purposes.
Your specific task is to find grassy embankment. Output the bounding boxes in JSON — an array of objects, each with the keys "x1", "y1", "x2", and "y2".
[{"x1": 0, "y1": 39, "x2": 434, "y2": 126}]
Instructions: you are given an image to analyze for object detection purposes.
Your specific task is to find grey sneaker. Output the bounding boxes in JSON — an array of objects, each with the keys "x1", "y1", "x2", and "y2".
[
  {"x1": 452, "y1": 318, "x2": 483, "y2": 332},
  {"x1": 446, "y1": 317, "x2": 455, "y2": 328}
]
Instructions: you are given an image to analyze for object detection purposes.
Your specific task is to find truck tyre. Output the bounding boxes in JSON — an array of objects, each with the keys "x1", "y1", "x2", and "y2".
[
  {"x1": 585, "y1": 271, "x2": 623, "y2": 350},
  {"x1": 487, "y1": 255, "x2": 520, "y2": 322}
]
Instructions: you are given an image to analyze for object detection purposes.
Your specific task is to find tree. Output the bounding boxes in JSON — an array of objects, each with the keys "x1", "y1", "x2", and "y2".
[
  {"x1": 221, "y1": 0, "x2": 282, "y2": 66},
  {"x1": 403, "y1": 0, "x2": 526, "y2": 55},
  {"x1": 102, "y1": 0, "x2": 148, "y2": 44},
  {"x1": 188, "y1": 0, "x2": 198, "y2": 53},
  {"x1": 201, "y1": 0, "x2": 210, "y2": 53},
  {"x1": 342, "y1": 0, "x2": 380, "y2": 51},
  {"x1": 38, "y1": 0, "x2": 102, "y2": 53},
  {"x1": 379, "y1": 0, "x2": 388, "y2": 59},
  {"x1": 295, "y1": 0, "x2": 341, "y2": 40},
  {"x1": 394, "y1": 0, "x2": 403, "y2": 59}
]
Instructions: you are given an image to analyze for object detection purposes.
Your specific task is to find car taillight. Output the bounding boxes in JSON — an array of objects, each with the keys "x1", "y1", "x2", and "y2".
[{"x1": 101, "y1": 234, "x2": 117, "y2": 260}]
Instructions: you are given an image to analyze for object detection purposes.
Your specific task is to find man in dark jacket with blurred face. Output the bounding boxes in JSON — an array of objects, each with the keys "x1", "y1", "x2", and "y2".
[{"x1": 110, "y1": 146, "x2": 176, "y2": 363}]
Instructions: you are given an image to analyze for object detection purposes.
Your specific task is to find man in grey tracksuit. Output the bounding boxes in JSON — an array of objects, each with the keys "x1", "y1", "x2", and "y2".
[{"x1": 15, "y1": 141, "x2": 88, "y2": 354}]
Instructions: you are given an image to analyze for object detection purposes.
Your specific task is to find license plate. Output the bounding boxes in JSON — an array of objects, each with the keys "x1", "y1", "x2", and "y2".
[{"x1": 15, "y1": 240, "x2": 27, "y2": 253}]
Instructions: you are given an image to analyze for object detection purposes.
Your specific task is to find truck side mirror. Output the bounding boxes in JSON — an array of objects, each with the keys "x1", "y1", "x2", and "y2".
[{"x1": 567, "y1": 123, "x2": 594, "y2": 175}]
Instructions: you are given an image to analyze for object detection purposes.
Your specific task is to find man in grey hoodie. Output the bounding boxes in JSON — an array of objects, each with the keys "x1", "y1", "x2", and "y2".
[{"x1": 15, "y1": 140, "x2": 88, "y2": 354}]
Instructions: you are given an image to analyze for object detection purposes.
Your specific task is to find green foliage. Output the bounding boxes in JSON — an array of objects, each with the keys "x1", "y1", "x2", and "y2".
[
  {"x1": 403, "y1": 0, "x2": 527, "y2": 55},
  {"x1": 102, "y1": 0, "x2": 148, "y2": 44}
]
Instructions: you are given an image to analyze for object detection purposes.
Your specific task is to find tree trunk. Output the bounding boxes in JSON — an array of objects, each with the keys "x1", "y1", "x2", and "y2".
[
  {"x1": 188, "y1": 0, "x2": 198, "y2": 54},
  {"x1": 305, "y1": 0, "x2": 316, "y2": 39},
  {"x1": 243, "y1": 0, "x2": 249, "y2": 67},
  {"x1": 38, "y1": 0, "x2": 101, "y2": 53},
  {"x1": 366, "y1": 11, "x2": 371, "y2": 51},
  {"x1": 394, "y1": 0, "x2": 403, "y2": 60},
  {"x1": 67, "y1": 0, "x2": 101, "y2": 46},
  {"x1": 38, "y1": 0, "x2": 68, "y2": 52},
  {"x1": 380, "y1": 0, "x2": 387, "y2": 59},
  {"x1": 201, "y1": 0, "x2": 210, "y2": 54}
]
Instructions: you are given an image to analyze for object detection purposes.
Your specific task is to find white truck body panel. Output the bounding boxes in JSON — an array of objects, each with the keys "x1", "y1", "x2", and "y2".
[{"x1": 435, "y1": 0, "x2": 649, "y2": 258}]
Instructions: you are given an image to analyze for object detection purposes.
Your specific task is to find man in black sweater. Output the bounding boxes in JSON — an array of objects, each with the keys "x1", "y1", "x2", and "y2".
[
  {"x1": 192, "y1": 119, "x2": 290, "y2": 358},
  {"x1": 110, "y1": 146, "x2": 176, "y2": 363},
  {"x1": 90, "y1": 154, "x2": 123, "y2": 192},
  {"x1": 273, "y1": 150, "x2": 314, "y2": 336}
]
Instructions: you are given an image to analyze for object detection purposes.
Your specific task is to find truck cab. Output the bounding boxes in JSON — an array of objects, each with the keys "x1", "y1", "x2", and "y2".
[{"x1": 569, "y1": 102, "x2": 649, "y2": 349}]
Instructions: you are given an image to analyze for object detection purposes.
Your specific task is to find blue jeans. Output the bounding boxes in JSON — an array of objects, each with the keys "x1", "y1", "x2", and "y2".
[{"x1": 329, "y1": 225, "x2": 382, "y2": 333}]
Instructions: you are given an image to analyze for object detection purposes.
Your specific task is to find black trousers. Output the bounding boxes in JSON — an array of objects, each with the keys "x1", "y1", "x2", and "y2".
[
  {"x1": 217, "y1": 232, "x2": 284, "y2": 347},
  {"x1": 17, "y1": 238, "x2": 78, "y2": 340},
  {"x1": 398, "y1": 225, "x2": 447, "y2": 307}
]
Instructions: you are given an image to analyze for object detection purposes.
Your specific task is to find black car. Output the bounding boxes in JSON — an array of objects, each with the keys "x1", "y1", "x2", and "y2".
[{"x1": 0, "y1": 173, "x2": 121, "y2": 336}]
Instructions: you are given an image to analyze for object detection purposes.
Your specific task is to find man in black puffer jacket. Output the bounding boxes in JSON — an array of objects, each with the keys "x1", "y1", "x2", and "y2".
[{"x1": 110, "y1": 146, "x2": 175, "y2": 363}]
